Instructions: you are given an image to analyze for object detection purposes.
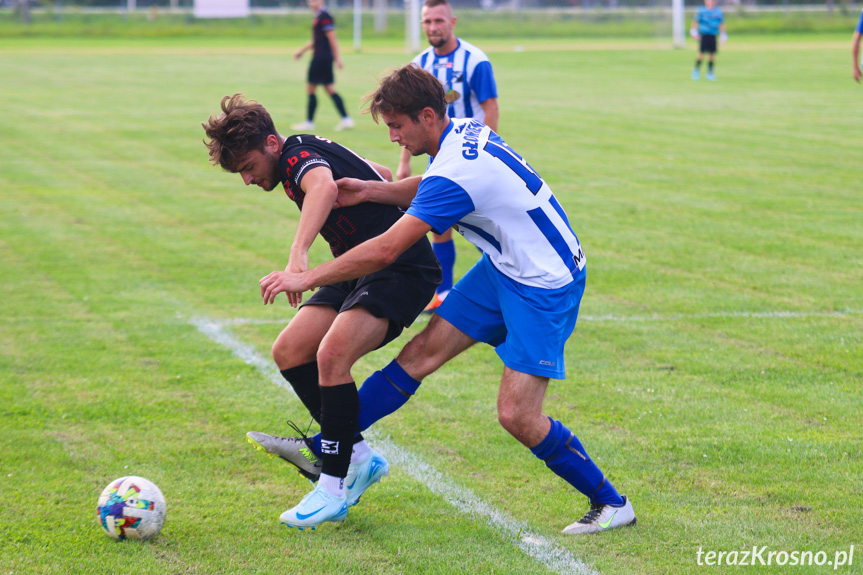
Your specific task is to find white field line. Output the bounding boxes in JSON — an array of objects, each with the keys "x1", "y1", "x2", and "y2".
[
  {"x1": 189, "y1": 316, "x2": 598, "y2": 575},
  {"x1": 217, "y1": 308, "x2": 862, "y2": 327}
]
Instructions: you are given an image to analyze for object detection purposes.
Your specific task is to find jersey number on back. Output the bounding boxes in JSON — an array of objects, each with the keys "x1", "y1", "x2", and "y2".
[{"x1": 483, "y1": 138, "x2": 543, "y2": 195}]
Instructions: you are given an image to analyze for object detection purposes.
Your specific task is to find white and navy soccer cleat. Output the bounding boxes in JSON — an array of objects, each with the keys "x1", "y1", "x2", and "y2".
[{"x1": 562, "y1": 496, "x2": 636, "y2": 535}]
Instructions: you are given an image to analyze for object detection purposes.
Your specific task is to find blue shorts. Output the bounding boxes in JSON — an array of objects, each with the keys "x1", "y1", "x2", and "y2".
[{"x1": 436, "y1": 254, "x2": 585, "y2": 379}]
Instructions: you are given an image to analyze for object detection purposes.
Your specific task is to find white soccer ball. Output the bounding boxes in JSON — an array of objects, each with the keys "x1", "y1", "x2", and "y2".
[{"x1": 97, "y1": 476, "x2": 167, "y2": 540}]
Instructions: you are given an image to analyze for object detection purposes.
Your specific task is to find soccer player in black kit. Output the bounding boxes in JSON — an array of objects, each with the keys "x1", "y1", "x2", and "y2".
[
  {"x1": 202, "y1": 94, "x2": 440, "y2": 529},
  {"x1": 292, "y1": 0, "x2": 354, "y2": 132}
]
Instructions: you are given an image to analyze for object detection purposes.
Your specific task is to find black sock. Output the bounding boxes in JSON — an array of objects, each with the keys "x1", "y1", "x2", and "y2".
[
  {"x1": 280, "y1": 362, "x2": 321, "y2": 423},
  {"x1": 320, "y1": 383, "x2": 359, "y2": 478},
  {"x1": 708, "y1": 61, "x2": 714, "y2": 72},
  {"x1": 307, "y1": 93, "x2": 317, "y2": 122},
  {"x1": 694, "y1": 59, "x2": 702, "y2": 70},
  {"x1": 330, "y1": 92, "x2": 348, "y2": 118}
]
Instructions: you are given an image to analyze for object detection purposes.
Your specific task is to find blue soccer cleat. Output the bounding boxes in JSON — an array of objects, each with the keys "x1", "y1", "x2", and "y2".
[
  {"x1": 691, "y1": 69, "x2": 700, "y2": 81},
  {"x1": 706, "y1": 71, "x2": 716, "y2": 81},
  {"x1": 345, "y1": 448, "x2": 390, "y2": 507},
  {"x1": 280, "y1": 483, "x2": 349, "y2": 530}
]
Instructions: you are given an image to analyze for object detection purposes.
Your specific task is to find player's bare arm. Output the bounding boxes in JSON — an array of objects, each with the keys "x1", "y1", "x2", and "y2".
[
  {"x1": 294, "y1": 40, "x2": 313, "y2": 60},
  {"x1": 365, "y1": 160, "x2": 393, "y2": 182},
  {"x1": 333, "y1": 176, "x2": 421, "y2": 209},
  {"x1": 396, "y1": 147, "x2": 412, "y2": 180},
  {"x1": 279, "y1": 165, "x2": 338, "y2": 307},
  {"x1": 260, "y1": 214, "x2": 431, "y2": 302},
  {"x1": 480, "y1": 98, "x2": 499, "y2": 132},
  {"x1": 325, "y1": 29, "x2": 342, "y2": 69}
]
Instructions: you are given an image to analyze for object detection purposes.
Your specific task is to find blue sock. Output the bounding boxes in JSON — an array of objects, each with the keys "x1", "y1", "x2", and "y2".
[
  {"x1": 432, "y1": 239, "x2": 455, "y2": 294},
  {"x1": 530, "y1": 418, "x2": 624, "y2": 506},
  {"x1": 312, "y1": 360, "x2": 421, "y2": 456}
]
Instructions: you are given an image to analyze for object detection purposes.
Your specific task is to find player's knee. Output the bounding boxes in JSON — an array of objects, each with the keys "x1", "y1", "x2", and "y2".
[
  {"x1": 272, "y1": 336, "x2": 314, "y2": 371},
  {"x1": 315, "y1": 344, "x2": 352, "y2": 384},
  {"x1": 497, "y1": 402, "x2": 529, "y2": 438}
]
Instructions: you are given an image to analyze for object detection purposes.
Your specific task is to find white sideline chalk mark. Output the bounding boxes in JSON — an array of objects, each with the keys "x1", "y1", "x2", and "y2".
[
  {"x1": 219, "y1": 308, "x2": 862, "y2": 327},
  {"x1": 190, "y1": 316, "x2": 599, "y2": 575},
  {"x1": 371, "y1": 433, "x2": 599, "y2": 575}
]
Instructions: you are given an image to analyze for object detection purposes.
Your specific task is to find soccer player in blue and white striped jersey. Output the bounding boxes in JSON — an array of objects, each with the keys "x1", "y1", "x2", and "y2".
[
  {"x1": 263, "y1": 65, "x2": 636, "y2": 534},
  {"x1": 852, "y1": 8, "x2": 863, "y2": 82},
  {"x1": 398, "y1": 0, "x2": 499, "y2": 314}
]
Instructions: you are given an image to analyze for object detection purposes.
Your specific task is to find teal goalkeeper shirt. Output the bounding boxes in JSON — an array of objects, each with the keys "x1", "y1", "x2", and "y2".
[{"x1": 696, "y1": 7, "x2": 724, "y2": 36}]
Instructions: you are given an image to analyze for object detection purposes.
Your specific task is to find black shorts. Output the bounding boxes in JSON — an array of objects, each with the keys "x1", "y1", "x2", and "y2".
[
  {"x1": 301, "y1": 237, "x2": 441, "y2": 348},
  {"x1": 308, "y1": 58, "x2": 335, "y2": 85},
  {"x1": 699, "y1": 34, "x2": 717, "y2": 54}
]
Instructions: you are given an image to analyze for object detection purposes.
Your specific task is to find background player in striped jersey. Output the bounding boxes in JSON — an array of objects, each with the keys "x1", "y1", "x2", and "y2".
[
  {"x1": 397, "y1": 0, "x2": 499, "y2": 313},
  {"x1": 292, "y1": 0, "x2": 354, "y2": 132},
  {"x1": 852, "y1": 8, "x2": 863, "y2": 82},
  {"x1": 202, "y1": 94, "x2": 440, "y2": 528},
  {"x1": 690, "y1": 0, "x2": 727, "y2": 81},
  {"x1": 261, "y1": 65, "x2": 636, "y2": 534}
]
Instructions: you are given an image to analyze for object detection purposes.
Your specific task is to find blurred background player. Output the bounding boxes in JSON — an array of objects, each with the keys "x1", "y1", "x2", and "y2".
[
  {"x1": 202, "y1": 95, "x2": 440, "y2": 528},
  {"x1": 690, "y1": 0, "x2": 727, "y2": 81},
  {"x1": 852, "y1": 8, "x2": 863, "y2": 82},
  {"x1": 292, "y1": 0, "x2": 354, "y2": 131},
  {"x1": 397, "y1": 0, "x2": 499, "y2": 313}
]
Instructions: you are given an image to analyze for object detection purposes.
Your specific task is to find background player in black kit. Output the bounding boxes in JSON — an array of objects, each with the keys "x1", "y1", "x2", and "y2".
[
  {"x1": 292, "y1": 0, "x2": 354, "y2": 132},
  {"x1": 202, "y1": 94, "x2": 440, "y2": 528}
]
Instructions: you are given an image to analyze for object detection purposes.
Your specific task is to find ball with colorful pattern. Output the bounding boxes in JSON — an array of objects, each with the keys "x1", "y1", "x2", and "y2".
[{"x1": 97, "y1": 476, "x2": 166, "y2": 540}]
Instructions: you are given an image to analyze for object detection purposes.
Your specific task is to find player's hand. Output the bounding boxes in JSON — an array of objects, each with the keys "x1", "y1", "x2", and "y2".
[
  {"x1": 336, "y1": 58, "x2": 344, "y2": 70},
  {"x1": 260, "y1": 270, "x2": 310, "y2": 307},
  {"x1": 855, "y1": 67, "x2": 862, "y2": 83},
  {"x1": 333, "y1": 177, "x2": 367, "y2": 208},
  {"x1": 395, "y1": 163, "x2": 411, "y2": 181},
  {"x1": 294, "y1": 50, "x2": 304, "y2": 61},
  {"x1": 284, "y1": 253, "x2": 311, "y2": 307},
  {"x1": 690, "y1": 27, "x2": 699, "y2": 39},
  {"x1": 720, "y1": 32, "x2": 728, "y2": 45}
]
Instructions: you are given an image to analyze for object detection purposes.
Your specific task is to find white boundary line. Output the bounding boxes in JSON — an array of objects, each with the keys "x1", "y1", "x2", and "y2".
[
  {"x1": 190, "y1": 316, "x2": 599, "y2": 575},
  {"x1": 215, "y1": 308, "x2": 862, "y2": 327}
]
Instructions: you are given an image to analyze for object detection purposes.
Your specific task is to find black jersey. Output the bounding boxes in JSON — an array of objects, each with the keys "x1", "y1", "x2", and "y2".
[
  {"x1": 311, "y1": 8, "x2": 335, "y2": 60},
  {"x1": 279, "y1": 134, "x2": 403, "y2": 258}
]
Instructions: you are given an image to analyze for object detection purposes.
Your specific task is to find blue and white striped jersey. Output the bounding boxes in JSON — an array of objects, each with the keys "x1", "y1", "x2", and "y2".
[
  {"x1": 695, "y1": 6, "x2": 724, "y2": 36},
  {"x1": 406, "y1": 118, "x2": 585, "y2": 290},
  {"x1": 412, "y1": 39, "x2": 498, "y2": 124}
]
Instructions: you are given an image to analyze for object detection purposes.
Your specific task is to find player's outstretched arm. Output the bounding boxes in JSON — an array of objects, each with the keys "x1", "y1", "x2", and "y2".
[
  {"x1": 294, "y1": 41, "x2": 313, "y2": 60},
  {"x1": 334, "y1": 176, "x2": 421, "y2": 209},
  {"x1": 260, "y1": 214, "x2": 431, "y2": 302}
]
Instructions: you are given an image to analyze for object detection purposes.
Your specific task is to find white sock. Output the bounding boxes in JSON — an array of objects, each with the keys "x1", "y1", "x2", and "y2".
[
  {"x1": 318, "y1": 473, "x2": 345, "y2": 497},
  {"x1": 350, "y1": 440, "x2": 371, "y2": 464}
]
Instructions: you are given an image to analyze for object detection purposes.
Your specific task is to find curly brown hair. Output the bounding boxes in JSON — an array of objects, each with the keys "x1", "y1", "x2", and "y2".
[
  {"x1": 364, "y1": 64, "x2": 447, "y2": 124},
  {"x1": 202, "y1": 94, "x2": 278, "y2": 172}
]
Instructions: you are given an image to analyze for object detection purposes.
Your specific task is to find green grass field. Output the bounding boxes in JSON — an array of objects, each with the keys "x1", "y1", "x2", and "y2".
[{"x1": 1, "y1": 19, "x2": 861, "y2": 575}]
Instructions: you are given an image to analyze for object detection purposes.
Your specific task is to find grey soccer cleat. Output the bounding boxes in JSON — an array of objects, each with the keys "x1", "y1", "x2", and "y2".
[
  {"x1": 247, "y1": 428, "x2": 322, "y2": 482},
  {"x1": 562, "y1": 496, "x2": 637, "y2": 534}
]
